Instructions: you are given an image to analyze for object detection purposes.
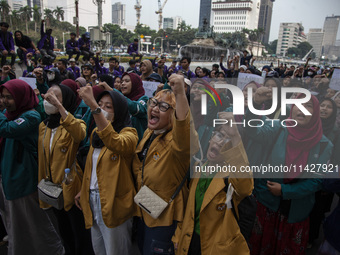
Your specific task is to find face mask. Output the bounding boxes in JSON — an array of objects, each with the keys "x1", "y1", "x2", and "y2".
[
  {"x1": 47, "y1": 72, "x2": 55, "y2": 81},
  {"x1": 308, "y1": 72, "x2": 313, "y2": 76},
  {"x1": 101, "y1": 108, "x2": 114, "y2": 122},
  {"x1": 43, "y1": 100, "x2": 59, "y2": 115}
]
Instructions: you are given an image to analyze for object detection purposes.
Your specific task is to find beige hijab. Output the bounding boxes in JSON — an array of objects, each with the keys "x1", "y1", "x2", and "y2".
[{"x1": 140, "y1": 60, "x2": 154, "y2": 81}]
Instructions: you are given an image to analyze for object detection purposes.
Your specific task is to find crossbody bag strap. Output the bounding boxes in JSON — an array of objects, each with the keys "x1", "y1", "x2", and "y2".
[
  {"x1": 140, "y1": 132, "x2": 189, "y2": 203},
  {"x1": 42, "y1": 123, "x2": 53, "y2": 182},
  {"x1": 140, "y1": 133, "x2": 157, "y2": 186},
  {"x1": 168, "y1": 169, "x2": 190, "y2": 203}
]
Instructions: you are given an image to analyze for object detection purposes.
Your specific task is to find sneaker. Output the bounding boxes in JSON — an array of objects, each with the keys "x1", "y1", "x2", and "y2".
[{"x1": 307, "y1": 242, "x2": 312, "y2": 249}]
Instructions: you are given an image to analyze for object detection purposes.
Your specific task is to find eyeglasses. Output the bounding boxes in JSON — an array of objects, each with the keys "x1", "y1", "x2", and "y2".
[
  {"x1": 148, "y1": 98, "x2": 173, "y2": 112},
  {"x1": 211, "y1": 131, "x2": 231, "y2": 145},
  {"x1": 83, "y1": 67, "x2": 91, "y2": 71}
]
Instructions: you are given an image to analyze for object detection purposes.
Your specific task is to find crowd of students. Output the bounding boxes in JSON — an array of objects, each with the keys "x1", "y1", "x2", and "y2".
[{"x1": 0, "y1": 19, "x2": 340, "y2": 255}]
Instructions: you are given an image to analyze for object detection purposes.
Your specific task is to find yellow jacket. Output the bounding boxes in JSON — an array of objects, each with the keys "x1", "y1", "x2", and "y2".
[
  {"x1": 173, "y1": 142, "x2": 254, "y2": 255},
  {"x1": 80, "y1": 123, "x2": 138, "y2": 229},
  {"x1": 38, "y1": 113, "x2": 86, "y2": 211},
  {"x1": 133, "y1": 112, "x2": 191, "y2": 228}
]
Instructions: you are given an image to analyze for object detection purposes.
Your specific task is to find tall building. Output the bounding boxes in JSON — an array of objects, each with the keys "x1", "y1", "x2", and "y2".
[
  {"x1": 32, "y1": 0, "x2": 41, "y2": 9},
  {"x1": 257, "y1": 0, "x2": 274, "y2": 44},
  {"x1": 112, "y1": 2, "x2": 126, "y2": 26},
  {"x1": 163, "y1": 16, "x2": 183, "y2": 30},
  {"x1": 322, "y1": 15, "x2": 340, "y2": 47},
  {"x1": 276, "y1": 23, "x2": 307, "y2": 56},
  {"x1": 12, "y1": 0, "x2": 24, "y2": 11},
  {"x1": 307, "y1": 28, "x2": 324, "y2": 58},
  {"x1": 212, "y1": 0, "x2": 261, "y2": 34},
  {"x1": 199, "y1": 0, "x2": 212, "y2": 29},
  {"x1": 163, "y1": 18, "x2": 174, "y2": 30}
]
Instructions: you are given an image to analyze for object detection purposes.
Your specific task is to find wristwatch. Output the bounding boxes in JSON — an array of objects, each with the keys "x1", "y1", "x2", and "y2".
[{"x1": 91, "y1": 107, "x2": 101, "y2": 115}]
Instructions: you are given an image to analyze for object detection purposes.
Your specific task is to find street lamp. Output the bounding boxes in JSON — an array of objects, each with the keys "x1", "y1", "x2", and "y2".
[{"x1": 63, "y1": 32, "x2": 71, "y2": 52}]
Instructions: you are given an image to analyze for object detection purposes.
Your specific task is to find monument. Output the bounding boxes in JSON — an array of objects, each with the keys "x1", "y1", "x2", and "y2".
[{"x1": 179, "y1": 19, "x2": 231, "y2": 62}]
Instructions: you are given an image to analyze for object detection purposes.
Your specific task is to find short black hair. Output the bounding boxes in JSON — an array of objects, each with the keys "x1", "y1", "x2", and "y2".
[
  {"x1": 134, "y1": 39, "x2": 138, "y2": 42},
  {"x1": 129, "y1": 59, "x2": 136, "y2": 65},
  {"x1": 180, "y1": 56, "x2": 191, "y2": 64},
  {"x1": 0, "y1": 22, "x2": 9, "y2": 28},
  {"x1": 99, "y1": 74, "x2": 114, "y2": 88},
  {"x1": 58, "y1": 58, "x2": 68, "y2": 67},
  {"x1": 70, "y1": 32, "x2": 76, "y2": 36},
  {"x1": 202, "y1": 68, "x2": 210, "y2": 76},
  {"x1": 109, "y1": 57, "x2": 117, "y2": 62},
  {"x1": 212, "y1": 64, "x2": 219, "y2": 69}
]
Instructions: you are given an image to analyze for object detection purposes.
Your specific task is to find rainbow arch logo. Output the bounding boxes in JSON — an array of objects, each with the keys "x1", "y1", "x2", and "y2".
[{"x1": 198, "y1": 83, "x2": 223, "y2": 107}]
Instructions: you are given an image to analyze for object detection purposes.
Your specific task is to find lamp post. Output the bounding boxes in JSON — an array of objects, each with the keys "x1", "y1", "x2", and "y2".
[{"x1": 63, "y1": 32, "x2": 71, "y2": 52}]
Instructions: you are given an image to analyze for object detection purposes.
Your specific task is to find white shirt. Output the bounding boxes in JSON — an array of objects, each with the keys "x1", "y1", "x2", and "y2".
[
  {"x1": 90, "y1": 148, "x2": 102, "y2": 190},
  {"x1": 49, "y1": 128, "x2": 58, "y2": 152}
]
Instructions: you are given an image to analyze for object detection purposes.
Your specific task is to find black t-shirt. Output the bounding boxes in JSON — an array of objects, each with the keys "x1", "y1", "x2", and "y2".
[{"x1": 15, "y1": 35, "x2": 32, "y2": 49}]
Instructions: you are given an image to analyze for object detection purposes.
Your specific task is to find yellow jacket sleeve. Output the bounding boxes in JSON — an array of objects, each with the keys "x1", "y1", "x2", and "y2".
[{"x1": 60, "y1": 113, "x2": 86, "y2": 143}]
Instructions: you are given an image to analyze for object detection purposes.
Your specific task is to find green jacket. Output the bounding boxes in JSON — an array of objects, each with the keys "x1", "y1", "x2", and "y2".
[
  {"x1": 36, "y1": 80, "x2": 49, "y2": 95},
  {"x1": 0, "y1": 76, "x2": 10, "y2": 85},
  {"x1": 0, "y1": 110, "x2": 41, "y2": 200},
  {"x1": 325, "y1": 127, "x2": 340, "y2": 166},
  {"x1": 74, "y1": 100, "x2": 91, "y2": 147},
  {"x1": 126, "y1": 95, "x2": 148, "y2": 141},
  {"x1": 245, "y1": 110, "x2": 333, "y2": 223}
]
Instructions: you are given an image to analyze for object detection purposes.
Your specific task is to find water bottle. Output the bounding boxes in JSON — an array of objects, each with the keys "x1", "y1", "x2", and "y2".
[{"x1": 63, "y1": 168, "x2": 73, "y2": 185}]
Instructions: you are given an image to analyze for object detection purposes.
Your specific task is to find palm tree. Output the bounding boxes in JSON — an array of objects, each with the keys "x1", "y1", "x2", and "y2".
[
  {"x1": 19, "y1": 6, "x2": 32, "y2": 34},
  {"x1": 44, "y1": 8, "x2": 54, "y2": 27},
  {"x1": 0, "y1": 0, "x2": 10, "y2": 21},
  {"x1": 33, "y1": 5, "x2": 41, "y2": 33},
  {"x1": 53, "y1": 6, "x2": 64, "y2": 21},
  {"x1": 10, "y1": 10, "x2": 20, "y2": 30}
]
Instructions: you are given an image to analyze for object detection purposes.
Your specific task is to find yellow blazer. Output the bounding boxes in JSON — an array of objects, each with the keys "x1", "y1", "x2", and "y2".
[
  {"x1": 133, "y1": 112, "x2": 191, "y2": 228},
  {"x1": 80, "y1": 124, "x2": 138, "y2": 229},
  {"x1": 38, "y1": 113, "x2": 86, "y2": 211},
  {"x1": 173, "y1": 142, "x2": 254, "y2": 255}
]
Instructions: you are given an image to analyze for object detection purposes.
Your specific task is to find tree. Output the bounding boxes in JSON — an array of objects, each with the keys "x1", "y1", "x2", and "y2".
[
  {"x1": 20, "y1": 6, "x2": 32, "y2": 34},
  {"x1": 33, "y1": 5, "x2": 41, "y2": 33},
  {"x1": 10, "y1": 10, "x2": 20, "y2": 30},
  {"x1": 287, "y1": 47, "x2": 301, "y2": 57},
  {"x1": 297, "y1": 41, "x2": 313, "y2": 57},
  {"x1": 44, "y1": 8, "x2": 54, "y2": 27},
  {"x1": 0, "y1": 0, "x2": 10, "y2": 21},
  {"x1": 177, "y1": 21, "x2": 191, "y2": 32},
  {"x1": 53, "y1": 6, "x2": 64, "y2": 22},
  {"x1": 265, "y1": 39, "x2": 277, "y2": 55}
]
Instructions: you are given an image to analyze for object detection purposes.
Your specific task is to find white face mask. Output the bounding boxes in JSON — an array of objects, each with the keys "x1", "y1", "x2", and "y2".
[
  {"x1": 43, "y1": 100, "x2": 59, "y2": 115},
  {"x1": 308, "y1": 71, "x2": 313, "y2": 76},
  {"x1": 101, "y1": 108, "x2": 114, "y2": 122},
  {"x1": 47, "y1": 72, "x2": 55, "y2": 81}
]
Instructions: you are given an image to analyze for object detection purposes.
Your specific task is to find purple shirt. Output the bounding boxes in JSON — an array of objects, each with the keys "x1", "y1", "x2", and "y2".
[
  {"x1": 38, "y1": 22, "x2": 54, "y2": 50},
  {"x1": 66, "y1": 39, "x2": 79, "y2": 50},
  {"x1": 127, "y1": 43, "x2": 138, "y2": 55},
  {"x1": 67, "y1": 66, "x2": 81, "y2": 79},
  {"x1": 0, "y1": 31, "x2": 14, "y2": 51},
  {"x1": 78, "y1": 38, "x2": 91, "y2": 51}
]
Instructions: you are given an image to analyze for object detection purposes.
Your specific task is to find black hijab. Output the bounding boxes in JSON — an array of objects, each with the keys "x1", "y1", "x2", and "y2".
[
  {"x1": 92, "y1": 90, "x2": 132, "y2": 148},
  {"x1": 44, "y1": 84, "x2": 78, "y2": 129},
  {"x1": 320, "y1": 98, "x2": 337, "y2": 137}
]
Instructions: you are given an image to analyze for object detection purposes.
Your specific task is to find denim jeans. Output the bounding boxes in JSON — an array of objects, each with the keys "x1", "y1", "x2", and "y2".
[{"x1": 89, "y1": 190, "x2": 133, "y2": 255}]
